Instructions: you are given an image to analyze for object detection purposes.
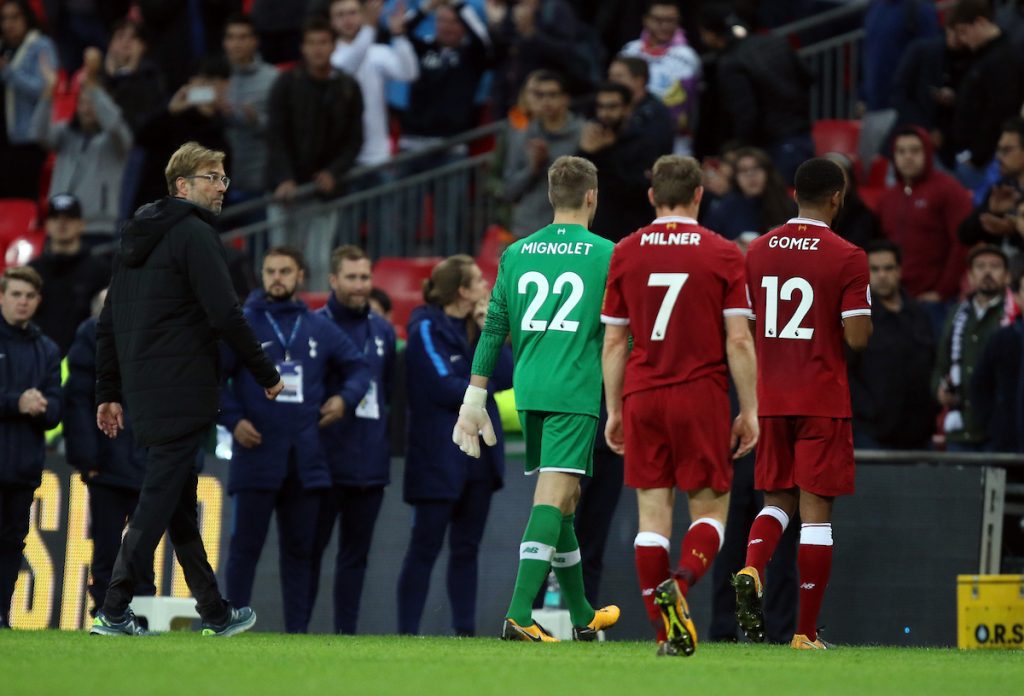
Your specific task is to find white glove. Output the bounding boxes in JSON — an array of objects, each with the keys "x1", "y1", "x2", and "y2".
[{"x1": 452, "y1": 385, "x2": 497, "y2": 458}]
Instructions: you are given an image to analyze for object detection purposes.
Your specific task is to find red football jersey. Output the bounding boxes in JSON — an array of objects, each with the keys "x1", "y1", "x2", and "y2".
[
  {"x1": 601, "y1": 216, "x2": 750, "y2": 397},
  {"x1": 746, "y1": 218, "x2": 871, "y2": 417}
]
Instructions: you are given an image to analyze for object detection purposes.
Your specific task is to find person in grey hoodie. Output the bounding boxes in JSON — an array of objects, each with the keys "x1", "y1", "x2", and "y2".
[
  {"x1": 502, "y1": 70, "x2": 583, "y2": 237},
  {"x1": 31, "y1": 49, "x2": 131, "y2": 241},
  {"x1": 222, "y1": 14, "x2": 279, "y2": 203}
]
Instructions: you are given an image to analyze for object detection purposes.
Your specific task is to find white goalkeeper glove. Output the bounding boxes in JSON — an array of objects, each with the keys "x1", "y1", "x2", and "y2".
[{"x1": 452, "y1": 385, "x2": 497, "y2": 458}]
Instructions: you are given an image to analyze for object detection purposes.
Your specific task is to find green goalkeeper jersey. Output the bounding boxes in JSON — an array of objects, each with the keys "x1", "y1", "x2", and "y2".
[{"x1": 472, "y1": 223, "x2": 614, "y2": 416}]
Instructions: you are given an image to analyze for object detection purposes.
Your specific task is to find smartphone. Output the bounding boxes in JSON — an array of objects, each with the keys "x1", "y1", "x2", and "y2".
[{"x1": 186, "y1": 85, "x2": 216, "y2": 106}]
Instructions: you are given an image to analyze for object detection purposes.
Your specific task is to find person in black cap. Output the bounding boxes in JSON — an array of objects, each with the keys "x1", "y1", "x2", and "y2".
[{"x1": 27, "y1": 193, "x2": 110, "y2": 356}]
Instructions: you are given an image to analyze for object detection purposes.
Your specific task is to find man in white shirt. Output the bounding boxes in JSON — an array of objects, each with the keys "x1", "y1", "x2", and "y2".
[{"x1": 329, "y1": 0, "x2": 420, "y2": 169}]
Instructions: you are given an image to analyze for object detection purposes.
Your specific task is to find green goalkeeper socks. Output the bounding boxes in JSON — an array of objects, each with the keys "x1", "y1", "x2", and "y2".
[
  {"x1": 506, "y1": 504, "x2": 563, "y2": 626},
  {"x1": 552, "y1": 514, "x2": 595, "y2": 627}
]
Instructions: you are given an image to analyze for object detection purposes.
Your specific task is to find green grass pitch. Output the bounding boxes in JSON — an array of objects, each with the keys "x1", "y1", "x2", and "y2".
[{"x1": 1, "y1": 632, "x2": 1020, "y2": 695}]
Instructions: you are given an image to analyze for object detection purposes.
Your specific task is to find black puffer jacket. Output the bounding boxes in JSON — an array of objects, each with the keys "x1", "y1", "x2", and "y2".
[
  {"x1": 96, "y1": 197, "x2": 279, "y2": 447},
  {"x1": 716, "y1": 33, "x2": 813, "y2": 145}
]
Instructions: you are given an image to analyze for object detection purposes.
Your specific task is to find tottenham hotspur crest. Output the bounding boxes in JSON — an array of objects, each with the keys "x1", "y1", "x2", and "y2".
[{"x1": 308, "y1": 337, "x2": 318, "y2": 358}]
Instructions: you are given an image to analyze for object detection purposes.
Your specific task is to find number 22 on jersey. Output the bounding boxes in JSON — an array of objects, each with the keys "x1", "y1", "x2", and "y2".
[{"x1": 518, "y1": 271, "x2": 585, "y2": 332}]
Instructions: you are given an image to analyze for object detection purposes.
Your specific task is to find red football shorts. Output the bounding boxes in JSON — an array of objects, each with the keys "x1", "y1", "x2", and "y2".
[
  {"x1": 623, "y1": 378, "x2": 732, "y2": 492},
  {"x1": 755, "y1": 416, "x2": 855, "y2": 497}
]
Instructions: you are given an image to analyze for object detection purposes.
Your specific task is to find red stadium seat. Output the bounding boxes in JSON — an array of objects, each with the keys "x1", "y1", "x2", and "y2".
[
  {"x1": 859, "y1": 187, "x2": 884, "y2": 214},
  {"x1": 374, "y1": 256, "x2": 443, "y2": 339},
  {"x1": 812, "y1": 119, "x2": 861, "y2": 159},
  {"x1": 0, "y1": 199, "x2": 40, "y2": 248},
  {"x1": 476, "y1": 224, "x2": 513, "y2": 285},
  {"x1": 298, "y1": 291, "x2": 330, "y2": 310}
]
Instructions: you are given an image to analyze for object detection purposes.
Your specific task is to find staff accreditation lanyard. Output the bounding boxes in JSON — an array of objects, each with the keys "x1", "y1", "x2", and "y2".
[{"x1": 265, "y1": 312, "x2": 302, "y2": 360}]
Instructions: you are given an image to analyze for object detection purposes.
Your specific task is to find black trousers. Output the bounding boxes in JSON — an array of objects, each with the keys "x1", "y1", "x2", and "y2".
[
  {"x1": 86, "y1": 482, "x2": 156, "y2": 615},
  {"x1": 576, "y1": 440, "x2": 625, "y2": 607},
  {"x1": 396, "y1": 478, "x2": 494, "y2": 636},
  {"x1": 102, "y1": 427, "x2": 227, "y2": 623},
  {"x1": 309, "y1": 484, "x2": 386, "y2": 634},
  {"x1": 709, "y1": 452, "x2": 799, "y2": 643},
  {"x1": 0, "y1": 484, "x2": 35, "y2": 623},
  {"x1": 225, "y1": 461, "x2": 323, "y2": 634}
]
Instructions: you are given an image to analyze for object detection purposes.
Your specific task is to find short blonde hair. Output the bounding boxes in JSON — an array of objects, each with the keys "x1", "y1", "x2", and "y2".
[
  {"x1": 547, "y1": 155, "x2": 598, "y2": 211},
  {"x1": 1, "y1": 266, "x2": 43, "y2": 293},
  {"x1": 651, "y1": 155, "x2": 703, "y2": 208},
  {"x1": 165, "y1": 141, "x2": 226, "y2": 195}
]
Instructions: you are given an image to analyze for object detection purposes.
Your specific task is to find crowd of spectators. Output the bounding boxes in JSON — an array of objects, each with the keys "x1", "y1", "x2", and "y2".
[{"x1": 4, "y1": 2, "x2": 1024, "y2": 454}]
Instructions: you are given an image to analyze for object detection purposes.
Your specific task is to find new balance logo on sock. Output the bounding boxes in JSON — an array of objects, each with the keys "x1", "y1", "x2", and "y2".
[
  {"x1": 523, "y1": 546, "x2": 539, "y2": 554},
  {"x1": 749, "y1": 538, "x2": 764, "y2": 545},
  {"x1": 691, "y1": 549, "x2": 708, "y2": 566},
  {"x1": 800, "y1": 582, "x2": 816, "y2": 590},
  {"x1": 553, "y1": 556, "x2": 566, "y2": 564},
  {"x1": 642, "y1": 588, "x2": 654, "y2": 597}
]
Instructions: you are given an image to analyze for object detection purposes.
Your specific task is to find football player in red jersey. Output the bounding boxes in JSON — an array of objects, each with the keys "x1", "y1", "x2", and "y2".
[
  {"x1": 602, "y1": 155, "x2": 759, "y2": 656},
  {"x1": 734, "y1": 157, "x2": 873, "y2": 650}
]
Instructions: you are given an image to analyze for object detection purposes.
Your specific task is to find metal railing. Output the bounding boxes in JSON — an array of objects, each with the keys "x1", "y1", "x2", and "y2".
[{"x1": 799, "y1": 28, "x2": 864, "y2": 121}]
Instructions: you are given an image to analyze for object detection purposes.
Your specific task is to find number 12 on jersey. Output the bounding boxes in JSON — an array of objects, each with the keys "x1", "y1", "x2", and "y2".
[{"x1": 761, "y1": 275, "x2": 814, "y2": 340}]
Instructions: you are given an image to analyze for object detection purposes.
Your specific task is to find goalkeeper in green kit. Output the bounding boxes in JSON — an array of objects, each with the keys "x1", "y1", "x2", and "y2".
[{"x1": 453, "y1": 156, "x2": 621, "y2": 642}]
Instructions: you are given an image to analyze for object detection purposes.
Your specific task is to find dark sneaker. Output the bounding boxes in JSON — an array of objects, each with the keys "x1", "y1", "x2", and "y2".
[
  {"x1": 201, "y1": 606, "x2": 257, "y2": 637},
  {"x1": 732, "y1": 566, "x2": 766, "y2": 643},
  {"x1": 501, "y1": 618, "x2": 558, "y2": 642},
  {"x1": 654, "y1": 579, "x2": 697, "y2": 657},
  {"x1": 90, "y1": 609, "x2": 150, "y2": 636},
  {"x1": 0, "y1": 614, "x2": 10, "y2": 630},
  {"x1": 572, "y1": 605, "x2": 620, "y2": 641}
]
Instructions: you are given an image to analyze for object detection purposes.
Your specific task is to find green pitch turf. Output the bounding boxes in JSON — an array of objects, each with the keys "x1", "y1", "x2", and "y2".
[{"x1": 1, "y1": 632, "x2": 1020, "y2": 695}]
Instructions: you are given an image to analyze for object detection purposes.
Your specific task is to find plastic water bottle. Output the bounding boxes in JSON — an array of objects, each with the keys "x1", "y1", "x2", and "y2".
[{"x1": 543, "y1": 571, "x2": 562, "y2": 609}]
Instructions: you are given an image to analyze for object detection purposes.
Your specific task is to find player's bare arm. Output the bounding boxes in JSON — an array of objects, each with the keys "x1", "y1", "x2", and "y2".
[
  {"x1": 842, "y1": 314, "x2": 873, "y2": 351},
  {"x1": 724, "y1": 314, "x2": 758, "y2": 458},
  {"x1": 601, "y1": 323, "x2": 630, "y2": 455}
]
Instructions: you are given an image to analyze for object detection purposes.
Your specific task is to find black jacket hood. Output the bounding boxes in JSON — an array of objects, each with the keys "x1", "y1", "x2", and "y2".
[{"x1": 120, "y1": 197, "x2": 216, "y2": 268}]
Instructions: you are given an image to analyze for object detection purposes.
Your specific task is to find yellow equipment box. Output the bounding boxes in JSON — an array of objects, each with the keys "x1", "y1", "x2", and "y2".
[{"x1": 957, "y1": 575, "x2": 1024, "y2": 649}]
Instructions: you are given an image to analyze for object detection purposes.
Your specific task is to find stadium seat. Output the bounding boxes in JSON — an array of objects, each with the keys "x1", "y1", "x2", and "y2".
[
  {"x1": 129, "y1": 596, "x2": 200, "y2": 632},
  {"x1": 299, "y1": 291, "x2": 329, "y2": 310},
  {"x1": 476, "y1": 224, "x2": 513, "y2": 285},
  {"x1": 859, "y1": 187, "x2": 884, "y2": 214},
  {"x1": 374, "y1": 256, "x2": 443, "y2": 339},
  {"x1": 0, "y1": 199, "x2": 39, "y2": 248},
  {"x1": 812, "y1": 119, "x2": 861, "y2": 159}
]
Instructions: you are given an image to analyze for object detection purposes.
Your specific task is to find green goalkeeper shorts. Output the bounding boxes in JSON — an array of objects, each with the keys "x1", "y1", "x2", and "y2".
[{"x1": 517, "y1": 410, "x2": 598, "y2": 477}]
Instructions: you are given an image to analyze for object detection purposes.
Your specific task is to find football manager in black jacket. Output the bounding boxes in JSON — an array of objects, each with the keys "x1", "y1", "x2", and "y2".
[{"x1": 90, "y1": 141, "x2": 284, "y2": 637}]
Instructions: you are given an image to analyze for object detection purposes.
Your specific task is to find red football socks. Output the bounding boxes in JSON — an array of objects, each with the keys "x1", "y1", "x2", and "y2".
[
  {"x1": 634, "y1": 532, "x2": 670, "y2": 642},
  {"x1": 676, "y1": 518, "x2": 724, "y2": 594},
  {"x1": 797, "y1": 523, "x2": 833, "y2": 641},
  {"x1": 744, "y1": 506, "x2": 790, "y2": 576}
]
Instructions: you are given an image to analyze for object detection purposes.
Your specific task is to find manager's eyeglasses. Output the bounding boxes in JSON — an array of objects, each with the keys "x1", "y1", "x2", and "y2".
[{"x1": 186, "y1": 173, "x2": 231, "y2": 189}]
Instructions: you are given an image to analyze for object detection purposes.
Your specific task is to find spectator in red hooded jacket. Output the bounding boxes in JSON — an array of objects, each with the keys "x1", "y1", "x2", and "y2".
[{"x1": 878, "y1": 125, "x2": 973, "y2": 331}]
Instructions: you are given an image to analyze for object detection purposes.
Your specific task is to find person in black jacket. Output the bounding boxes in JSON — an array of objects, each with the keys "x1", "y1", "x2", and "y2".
[
  {"x1": 698, "y1": 8, "x2": 813, "y2": 185},
  {"x1": 958, "y1": 118, "x2": 1024, "y2": 250},
  {"x1": 578, "y1": 81, "x2": 672, "y2": 242},
  {"x1": 64, "y1": 308, "x2": 154, "y2": 617},
  {"x1": 399, "y1": 0, "x2": 491, "y2": 147},
  {"x1": 0, "y1": 266, "x2": 61, "y2": 630},
  {"x1": 948, "y1": 0, "x2": 1024, "y2": 180},
  {"x1": 28, "y1": 194, "x2": 110, "y2": 356},
  {"x1": 973, "y1": 269, "x2": 1024, "y2": 453},
  {"x1": 90, "y1": 142, "x2": 283, "y2": 637},
  {"x1": 847, "y1": 240, "x2": 937, "y2": 449},
  {"x1": 266, "y1": 16, "x2": 364, "y2": 288}
]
